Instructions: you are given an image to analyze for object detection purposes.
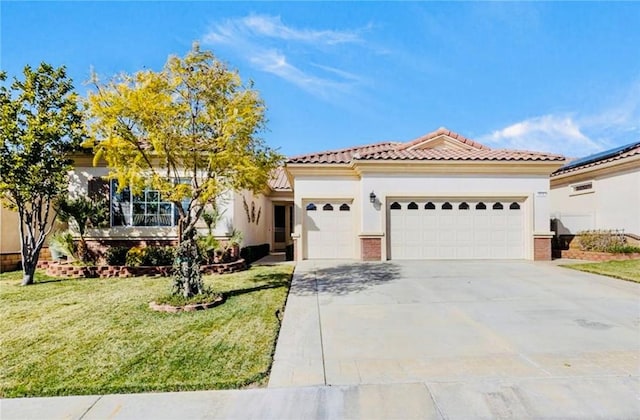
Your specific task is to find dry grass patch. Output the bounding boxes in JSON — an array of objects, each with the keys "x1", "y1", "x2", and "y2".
[
  {"x1": 0, "y1": 264, "x2": 293, "y2": 397},
  {"x1": 562, "y1": 259, "x2": 640, "y2": 283}
]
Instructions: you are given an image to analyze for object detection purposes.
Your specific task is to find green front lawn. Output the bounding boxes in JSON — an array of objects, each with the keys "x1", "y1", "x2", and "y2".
[
  {"x1": 0, "y1": 264, "x2": 293, "y2": 398},
  {"x1": 562, "y1": 259, "x2": 640, "y2": 283}
]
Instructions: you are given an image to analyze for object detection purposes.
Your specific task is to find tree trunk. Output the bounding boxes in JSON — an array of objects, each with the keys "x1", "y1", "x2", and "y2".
[
  {"x1": 172, "y1": 218, "x2": 206, "y2": 298},
  {"x1": 21, "y1": 260, "x2": 37, "y2": 286}
]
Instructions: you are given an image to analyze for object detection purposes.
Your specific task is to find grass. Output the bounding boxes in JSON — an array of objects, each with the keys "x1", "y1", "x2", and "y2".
[
  {"x1": 0, "y1": 264, "x2": 293, "y2": 398},
  {"x1": 562, "y1": 259, "x2": 640, "y2": 283}
]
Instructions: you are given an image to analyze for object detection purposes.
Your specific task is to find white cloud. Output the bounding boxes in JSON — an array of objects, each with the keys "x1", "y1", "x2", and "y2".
[
  {"x1": 482, "y1": 80, "x2": 640, "y2": 158},
  {"x1": 481, "y1": 115, "x2": 603, "y2": 157},
  {"x1": 202, "y1": 14, "x2": 366, "y2": 99}
]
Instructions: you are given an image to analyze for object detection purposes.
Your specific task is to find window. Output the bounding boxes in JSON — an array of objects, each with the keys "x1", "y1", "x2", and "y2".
[
  {"x1": 493, "y1": 202, "x2": 503, "y2": 210},
  {"x1": 476, "y1": 202, "x2": 486, "y2": 210},
  {"x1": 306, "y1": 203, "x2": 317, "y2": 211},
  {"x1": 322, "y1": 203, "x2": 334, "y2": 211},
  {"x1": 110, "y1": 180, "x2": 176, "y2": 227},
  {"x1": 390, "y1": 202, "x2": 401, "y2": 210},
  {"x1": 509, "y1": 202, "x2": 520, "y2": 210},
  {"x1": 459, "y1": 202, "x2": 469, "y2": 210},
  {"x1": 408, "y1": 202, "x2": 419, "y2": 210},
  {"x1": 442, "y1": 202, "x2": 452, "y2": 210},
  {"x1": 425, "y1": 202, "x2": 435, "y2": 210},
  {"x1": 339, "y1": 203, "x2": 350, "y2": 211}
]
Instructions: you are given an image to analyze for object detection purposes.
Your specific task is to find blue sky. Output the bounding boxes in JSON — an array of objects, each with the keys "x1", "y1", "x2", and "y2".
[{"x1": 2, "y1": 1, "x2": 639, "y2": 158}]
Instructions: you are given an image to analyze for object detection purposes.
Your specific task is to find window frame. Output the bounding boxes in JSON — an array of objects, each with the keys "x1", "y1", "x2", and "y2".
[{"x1": 570, "y1": 180, "x2": 595, "y2": 196}]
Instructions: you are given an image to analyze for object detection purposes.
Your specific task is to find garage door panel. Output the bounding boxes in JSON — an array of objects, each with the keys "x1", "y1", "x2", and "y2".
[
  {"x1": 389, "y1": 198, "x2": 524, "y2": 260},
  {"x1": 305, "y1": 201, "x2": 354, "y2": 259}
]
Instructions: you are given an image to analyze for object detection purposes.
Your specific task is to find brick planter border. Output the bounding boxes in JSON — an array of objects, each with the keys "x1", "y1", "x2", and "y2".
[
  {"x1": 560, "y1": 250, "x2": 640, "y2": 262},
  {"x1": 45, "y1": 259, "x2": 246, "y2": 279}
]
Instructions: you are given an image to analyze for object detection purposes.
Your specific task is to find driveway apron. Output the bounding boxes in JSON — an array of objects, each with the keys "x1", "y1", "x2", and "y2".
[{"x1": 269, "y1": 259, "x2": 640, "y2": 418}]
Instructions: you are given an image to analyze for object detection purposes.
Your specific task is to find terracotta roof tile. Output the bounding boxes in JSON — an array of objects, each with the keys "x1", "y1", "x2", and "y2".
[
  {"x1": 359, "y1": 148, "x2": 564, "y2": 161},
  {"x1": 287, "y1": 141, "x2": 400, "y2": 164},
  {"x1": 552, "y1": 141, "x2": 640, "y2": 176},
  {"x1": 268, "y1": 167, "x2": 291, "y2": 191}
]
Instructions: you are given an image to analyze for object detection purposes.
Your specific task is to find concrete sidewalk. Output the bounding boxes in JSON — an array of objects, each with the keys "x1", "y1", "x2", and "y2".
[{"x1": 1, "y1": 383, "x2": 440, "y2": 420}]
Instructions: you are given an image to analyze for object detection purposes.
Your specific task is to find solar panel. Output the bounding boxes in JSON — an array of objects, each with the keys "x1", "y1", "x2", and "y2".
[{"x1": 560, "y1": 141, "x2": 640, "y2": 171}]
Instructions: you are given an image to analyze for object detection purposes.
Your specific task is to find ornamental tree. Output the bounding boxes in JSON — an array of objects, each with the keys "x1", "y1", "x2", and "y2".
[
  {"x1": 0, "y1": 64, "x2": 84, "y2": 285},
  {"x1": 86, "y1": 44, "x2": 282, "y2": 297}
]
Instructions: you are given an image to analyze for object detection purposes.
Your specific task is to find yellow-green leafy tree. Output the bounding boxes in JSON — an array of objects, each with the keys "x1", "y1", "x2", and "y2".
[
  {"x1": 86, "y1": 44, "x2": 282, "y2": 297},
  {"x1": 0, "y1": 64, "x2": 84, "y2": 285}
]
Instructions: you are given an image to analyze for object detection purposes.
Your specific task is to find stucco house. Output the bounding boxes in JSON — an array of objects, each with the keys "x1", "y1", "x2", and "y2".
[
  {"x1": 550, "y1": 141, "x2": 640, "y2": 238},
  {"x1": 285, "y1": 128, "x2": 565, "y2": 261},
  {"x1": 1, "y1": 127, "x2": 566, "y2": 271}
]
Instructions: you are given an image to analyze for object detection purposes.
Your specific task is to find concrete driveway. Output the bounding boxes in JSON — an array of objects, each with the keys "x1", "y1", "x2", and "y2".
[{"x1": 270, "y1": 260, "x2": 640, "y2": 418}]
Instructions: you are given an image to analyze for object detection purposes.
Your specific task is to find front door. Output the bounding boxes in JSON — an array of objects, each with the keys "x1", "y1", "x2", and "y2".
[{"x1": 274, "y1": 205, "x2": 287, "y2": 251}]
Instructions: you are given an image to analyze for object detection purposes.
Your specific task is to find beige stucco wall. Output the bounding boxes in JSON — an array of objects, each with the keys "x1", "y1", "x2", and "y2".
[
  {"x1": 1, "y1": 206, "x2": 21, "y2": 253},
  {"x1": 550, "y1": 167, "x2": 640, "y2": 235},
  {"x1": 232, "y1": 190, "x2": 271, "y2": 247}
]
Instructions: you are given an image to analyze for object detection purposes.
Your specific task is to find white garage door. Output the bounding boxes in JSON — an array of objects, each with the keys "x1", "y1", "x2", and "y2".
[
  {"x1": 304, "y1": 201, "x2": 355, "y2": 259},
  {"x1": 389, "y1": 199, "x2": 524, "y2": 259}
]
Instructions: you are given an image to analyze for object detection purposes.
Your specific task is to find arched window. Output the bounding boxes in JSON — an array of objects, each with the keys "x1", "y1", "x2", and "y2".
[
  {"x1": 509, "y1": 202, "x2": 520, "y2": 210},
  {"x1": 476, "y1": 202, "x2": 486, "y2": 210},
  {"x1": 306, "y1": 203, "x2": 317, "y2": 211},
  {"x1": 493, "y1": 202, "x2": 503, "y2": 210},
  {"x1": 390, "y1": 202, "x2": 401, "y2": 210},
  {"x1": 408, "y1": 202, "x2": 418, "y2": 210},
  {"x1": 459, "y1": 202, "x2": 469, "y2": 210},
  {"x1": 339, "y1": 203, "x2": 350, "y2": 211},
  {"x1": 425, "y1": 202, "x2": 435, "y2": 210},
  {"x1": 323, "y1": 203, "x2": 334, "y2": 211},
  {"x1": 442, "y1": 202, "x2": 453, "y2": 210}
]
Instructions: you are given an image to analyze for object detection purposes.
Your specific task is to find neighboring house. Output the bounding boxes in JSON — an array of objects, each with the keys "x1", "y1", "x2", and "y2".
[
  {"x1": 550, "y1": 141, "x2": 640, "y2": 237},
  {"x1": 284, "y1": 128, "x2": 565, "y2": 261}
]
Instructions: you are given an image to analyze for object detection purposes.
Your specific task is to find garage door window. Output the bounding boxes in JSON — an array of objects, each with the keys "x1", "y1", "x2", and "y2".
[
  {"x1": 509, "y1": 202, "x2": 520, "y2": 210},
  {"x1": 442, "y1": 202, "x2": 453, "y2": 210},
  {"x1": 390, "y1": 202, "x2": 401, "y2": 210},
  {"x1": 425, "y1": 202, "x2": 435, "y2": 210},
  {"x1": 459, "y1": 202, "x2": 469, "y2": 210},
  {"x1": 306, "y1": 203, "x2": 317, "y2": 211},
  {"x1": 323, "y1": 203, "x2": 334, "y2": 211},
  {"x1": 339, "y1": 203, "x2": 350, "y2": 211},
  {"x1": 476, "y1": 202, "x2": 486, "y2": 210},
  {"x1": 493, "y1": 202, "x2": 503, "y2": 210},
  {"x1": 408, "y1": 202, "x2": 419, "y2": 210}
]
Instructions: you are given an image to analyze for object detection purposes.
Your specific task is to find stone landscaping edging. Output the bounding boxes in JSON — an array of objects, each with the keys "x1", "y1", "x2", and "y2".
[
  {"x1": 561, "y1": 250, "x2": 640, "y2": 261},
  {"x1": 149, "y1": 294, "x2": 225, "y2": 313},
  {"x1": 45, "y1": 259, "x2": 246, "y2": 279}
]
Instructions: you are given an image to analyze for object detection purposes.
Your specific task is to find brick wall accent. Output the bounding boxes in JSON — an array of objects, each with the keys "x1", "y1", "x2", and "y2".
[
  {"x1": 560, "y1": 250, "x2": 640, "y2": 261},
  {"x1": 45, "y1": 259, "x2": 246, "y2": 279},
  {"x1": 361, "y1": 237, "x2": 382, "y2": 261},
  {"x1": 1, "y1": 248, "x2": 51, "y2": 273},
  {"x1": 534, "y1": 237, "x2": 552, "y2": 261}
]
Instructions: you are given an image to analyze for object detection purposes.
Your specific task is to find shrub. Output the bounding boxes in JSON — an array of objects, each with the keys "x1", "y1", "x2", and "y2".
[
  {"x1": 104, "y1": 246, "x2": 130, "y2": 266},
  {"x1": 125, "y1": 247, "x2": 144, "y2": 267},
  {"x1": 577, "y1": 230, "x2": 635, "y2": 253},
  {"x1": 240, "y1": 243, "x2": 270, "y2": 264},
  {"x1": 141, "y1": 246, "x2": 175, "y2": 266}
]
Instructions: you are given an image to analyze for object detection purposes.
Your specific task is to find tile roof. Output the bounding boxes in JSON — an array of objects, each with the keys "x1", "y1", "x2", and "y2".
[
  {"x1": 268, "y1": 167, "x2": 291, "y2": 191},
  {"x1": 358, "y1": 148, "x2": 565, "y2": 161},
  {"x1": 287, "y1": 128, "x2": 564, "y2": 164},
  {"x1": 287, "y1": 141, "x2": 401, "y2": 164},
  {"x1": 552, "y1": 141, "x2": 640, "y2": 176}
]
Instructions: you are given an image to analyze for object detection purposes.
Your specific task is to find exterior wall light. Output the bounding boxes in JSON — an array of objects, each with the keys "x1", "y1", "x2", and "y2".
[{"x1": 369, "y1": 191, "x2": 377, "y2": 203}]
